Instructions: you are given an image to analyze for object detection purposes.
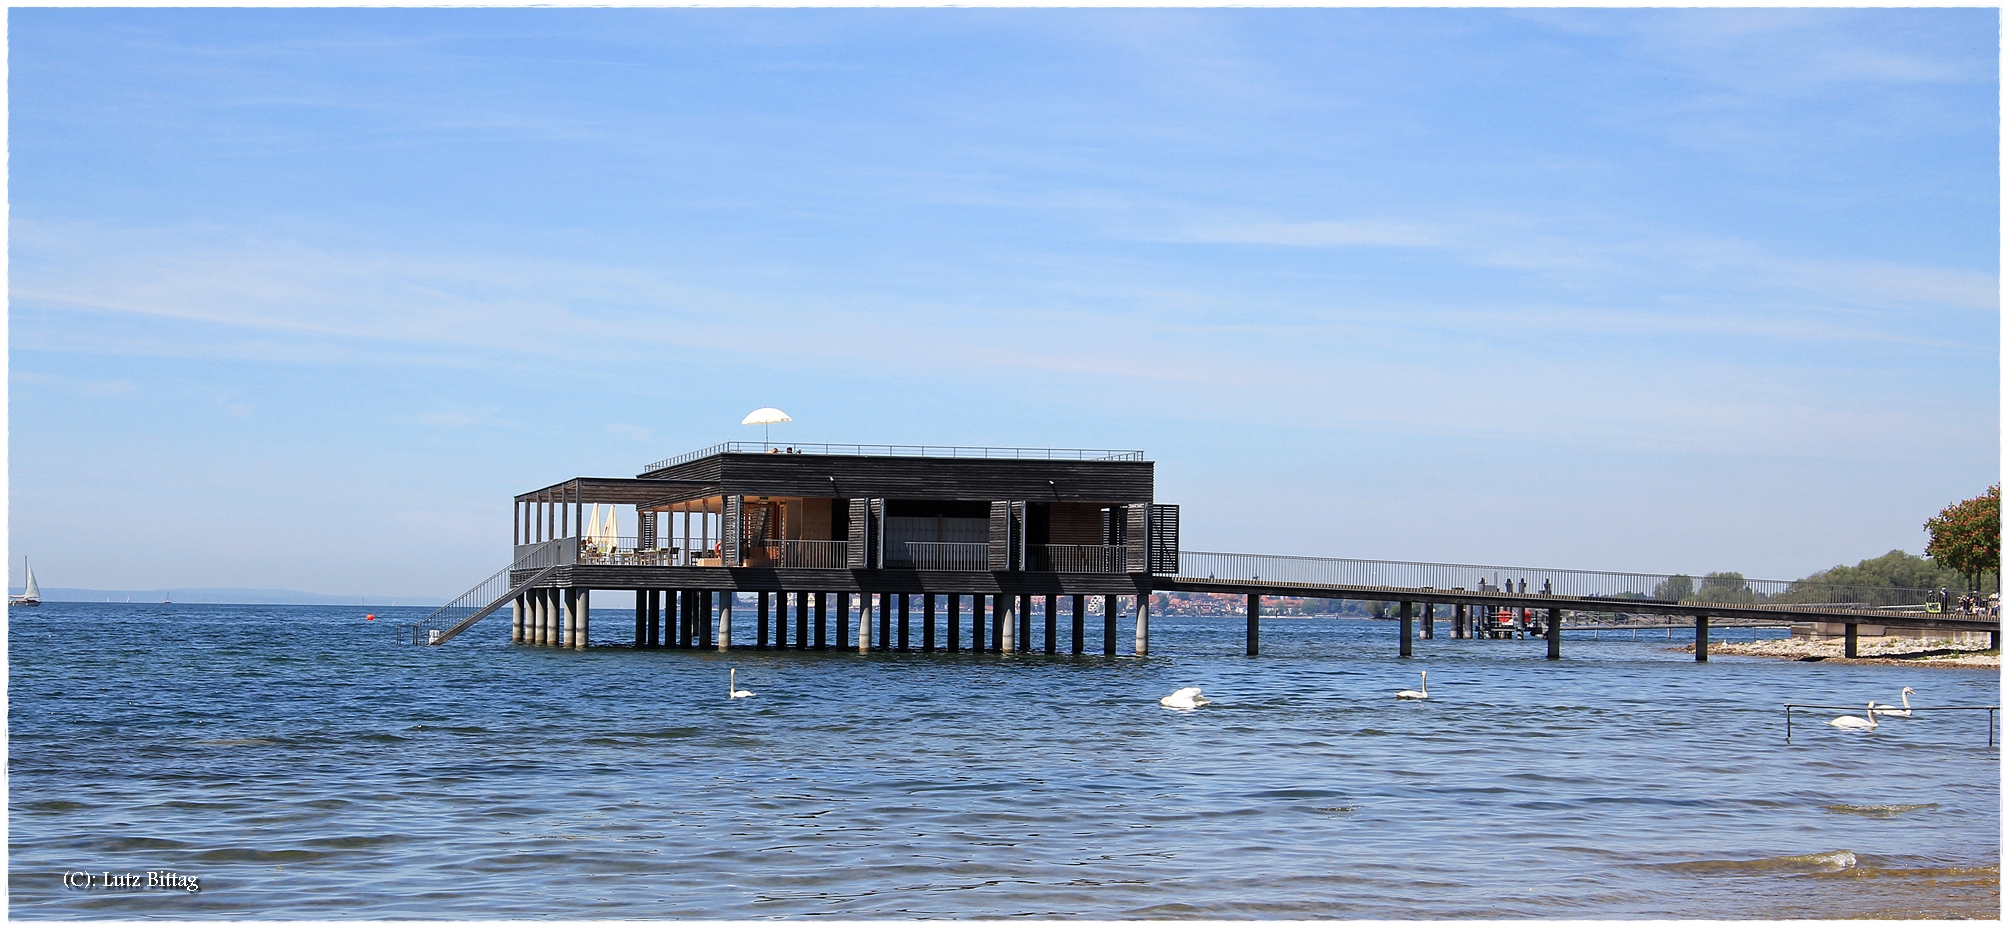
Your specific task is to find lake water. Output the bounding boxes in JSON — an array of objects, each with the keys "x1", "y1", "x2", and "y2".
[{"x1": 8, "y1": 602, "x2": 1999, "y2": 918}]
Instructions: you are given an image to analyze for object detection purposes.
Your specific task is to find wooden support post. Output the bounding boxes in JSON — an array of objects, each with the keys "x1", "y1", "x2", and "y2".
[
  {"x1": 1000, "y1": 594, "x2": 1016, "y2": 653},
  {"x1": 1072, "y1": 594, "x2": 1085, "y2": 655},
  {"x1": 947, "y1": 594, "x2": 961, "y2": 652},
  {"x1": 991, "y1": 595, "x2": 1005, "y2": 653},
  {"x1": 1422, "y1": 602, "x2": 1434, "y2": 640},
  {"x1": 836, "y1": 592, "x2": 850, "y2": 650},
  {"x1": 1456, "y1": 603, "x2": 1468, "y2": 639},
  {"x1": 513, "y1": 595, "x2": 525, "y2": 644},
  {"x1": 796, "y1": 591, "x2": 809, "y2": 650},
  {"x1": 649, "y1": 591, "x2": 662, "y2": 648},
  {"x1": 1992, "y1": 630, "x2": 1999, "y2": 651},
  {"x1": 858, "y1": 591, "x2": 873, "y2": 653},
  {"x1": 1103, "y1": 595, "x2": 1117, "y2": 655},
  {"x1": 633, "y1": 593, "x2": 645, "y2": 648},
  {"x1": 879, "y1": 593, "x2": 893, "y2": 650},
  {"x1": 684, "y1": 591, "x2": 697, "y2": 648},
  {"x1": 1044, "y1": 595, "x2": 1057, "y2": 655},
  {"x1": 700, "y1": 592, "x2": 714, "y2": 648},
  {"x1": 1133, "y1": 593, "x2": 1149, "y2": 656},
  {"x1": 1021, "y1": 594, "x2": 1034, "y2": 652},
  {"x1": 662, "y1": 591, "x2": 676, "y2": 649},
  {"x1": 898, "y1": 592, "x2": 911, "y2": 651},
  {"x1": 1247, "y1": 593, "x2": 1260, "y2": 656},
  {"x1": 577, "y1": 590, "x2": 590, "y2": 650},
  {"x1": 923, "y1": 594, "x2": 937, "y2": 652},
  {"x1": 1844, "y1": 622, "x2": 1858, "y2": 659},
  {"x1": 815, "y1": 592, "x2": 828, "y2": 650},
  {"x1": 1399, "y1": 600, "x2": 1413, "y2": 657},
  {"x1": 717, "y1": 591, "x2": 732, "y2": 650},
  {"x1": 969, "y1": 594, "x2": 984, "y2": 653},
  {"x1": 778, "y1": 591, "x2": 791, "y2": 649},
  {"x1": 757, "y1": 591, "x2": 770, "y2": 649},
  {"x1": 1695, "y1": 614, "x2": 1710, "y2": 662},
  {"x1": 1546, "y1": 607, "x2": 1561, "y2": 660}
]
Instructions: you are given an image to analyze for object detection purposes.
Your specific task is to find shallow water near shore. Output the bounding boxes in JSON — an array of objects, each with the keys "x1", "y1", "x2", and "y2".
[{"x1": 9, "y1": 602, "x2": 1999, "y2": 918}]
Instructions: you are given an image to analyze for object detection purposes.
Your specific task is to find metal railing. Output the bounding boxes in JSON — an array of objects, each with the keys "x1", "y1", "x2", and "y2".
[
  {"x1": 742, "y1": 539, "x2": 849, "y2": 569},
  {"x1": 578, "y1": 536, "x2": 682, "y2": 566},
  {"x1": 1030, "y1": 544, "x2": 1129, "y2": 573},
  {"x1": 644, "y1": 442, "x2": 1146, "y2": 473},
  {"x1": 888, "y1": 541, "x2": 990, "y2": 571},
  {"x1": 1173, "y1": 551, "x2": 1945, "y2": 613},
  {"x1": 419, "y1": 540, "x2": 567, "y2": 645}
]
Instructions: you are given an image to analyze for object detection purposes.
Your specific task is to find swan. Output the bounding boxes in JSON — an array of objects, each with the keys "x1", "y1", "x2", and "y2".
[
  {"x1": 728, "y1": 668, "x2": 754, "y2": 699},
  {"x1": 1395, "y1": 671, "x2": 1428, "y2": 700},
  {"x1": 1828, "y1": 703, "x2": 1878, "y2": 730},
  {"x1": 1868, "y1": 686, "x2": 1914, "y2": 719},
  {"x1": 1159, "y1": 687, "x2": 1211, "y2": 709}
]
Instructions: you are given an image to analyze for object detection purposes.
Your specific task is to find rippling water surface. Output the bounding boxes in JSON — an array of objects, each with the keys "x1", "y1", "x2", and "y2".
[{"x1": 9, "y1": 602, "x2": 1999, "y2": 918}]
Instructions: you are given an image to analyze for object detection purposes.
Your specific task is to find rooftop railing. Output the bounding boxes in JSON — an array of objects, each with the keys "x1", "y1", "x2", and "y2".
[{"x1": 643, "y1": 442, "x2": 1146, "y2": 473}]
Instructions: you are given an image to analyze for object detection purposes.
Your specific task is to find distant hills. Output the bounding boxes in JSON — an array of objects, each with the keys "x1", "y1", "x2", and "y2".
[{"x1": 24, "y1": 587, "x2": 448, "y2": 607}]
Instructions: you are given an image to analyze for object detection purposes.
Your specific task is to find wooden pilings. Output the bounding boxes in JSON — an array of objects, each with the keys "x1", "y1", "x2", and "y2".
[
  {"x1": 1072, "y1": 594, "x2": 1085, "y2": 655},
  {"x1": 1546, "y1": 607, "x2": 1561, "y2": 660},
  {"x1": 1247, "y1": 593, "x2": 1260, "y2": 656},
  {"x1": 1695, "y1": 614, "x2": 1710, "y2": 662},
  {"x1": 1103, "y1": 595, "x2": 1117, "y2": 655},
  {"x1": 1844, "y1": 622, "x2": 1858, "y2": 659},
  {"x1": 1399, "y1": 601, "x2": 1413, "y2": 657}
]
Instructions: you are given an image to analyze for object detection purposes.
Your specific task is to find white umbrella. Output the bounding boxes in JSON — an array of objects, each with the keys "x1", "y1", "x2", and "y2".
[
  {"x1": 741, "y1": 407, "x2": 792, "y2": 449},
  {"x1": 603, "y1": 505, "x2": 620, "y2": 549}
]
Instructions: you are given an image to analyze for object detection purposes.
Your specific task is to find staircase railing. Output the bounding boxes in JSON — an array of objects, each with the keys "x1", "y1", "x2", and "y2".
[{"x1": 422, "y1": 540, "x2": 566, "y2": 646}]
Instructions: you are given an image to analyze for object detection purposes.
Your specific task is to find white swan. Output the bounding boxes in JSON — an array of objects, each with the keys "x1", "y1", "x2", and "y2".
[
  {"x1": 729, "y1": 668, "x2": 754, "y2": 699},
  {"x1": 1828, "y1": 702, "x2": 1878, "y2": 730},
  {"x1": 1159, "y1": 687, "x2": 1211, "y2": 709},
  {"x1": 1869, "y1": 687, "x2": 1914, "y2": 719},
  {"x1": 1395, "y1": 671, "x2": 1428, "y2": 700}
]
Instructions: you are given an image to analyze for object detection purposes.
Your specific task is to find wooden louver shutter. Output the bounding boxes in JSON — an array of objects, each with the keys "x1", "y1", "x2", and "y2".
[
  {"x1": 989, "y1": 501, "x2": 1012, "y2": 570},
  {"x1": 1125, "y1": 505, "x2": 1150, "y2": 573},
  {"x1": 848, "y1": 498, "x2": 870, "y2": 568},
  {"x1": 1148, "y1": 504, "x2": 1180, "y2": 574},
  {"x1": 722, "y1": 495, "x2": 743, "y2": 566}
]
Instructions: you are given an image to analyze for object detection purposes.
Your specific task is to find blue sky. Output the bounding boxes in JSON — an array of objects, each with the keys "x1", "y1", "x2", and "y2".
[{"x1": 9, "y1": 9, "x2": 1999, "y2": 598}]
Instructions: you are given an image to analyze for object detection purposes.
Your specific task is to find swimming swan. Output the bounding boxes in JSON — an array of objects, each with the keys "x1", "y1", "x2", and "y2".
[
  {"x1": 1159, "y1": 687, "x2": 1211, "y2": 709},
  {"x1": 1395, "y1": 671, "x2": 1428, "y2": 700},
  {"x1": 1828, "y1": 703, "x2": 1878, "y2": 730},
  {"x1": 1868, "y1": 686, "x2": 1914, "y2": 719},
  {"x1": 729, "y1": 668, "x2": 754, "y2": 699}
]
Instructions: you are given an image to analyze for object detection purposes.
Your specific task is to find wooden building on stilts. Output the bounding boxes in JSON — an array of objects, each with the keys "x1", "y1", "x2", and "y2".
[{"x1": 493, "y1": 442, "x2": 1179, "y2": 655}]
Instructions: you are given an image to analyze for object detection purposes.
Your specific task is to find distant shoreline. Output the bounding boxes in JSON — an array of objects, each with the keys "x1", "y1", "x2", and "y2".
[{"x1": 20, "y1": 589, "x2": 448, "y2": 607}]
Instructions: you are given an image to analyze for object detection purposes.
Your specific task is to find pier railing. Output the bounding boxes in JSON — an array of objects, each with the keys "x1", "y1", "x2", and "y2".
[
  {"x1": 1173, "y1": 551, "x2": 1945, "y2": 613},
  {"x1": 747, "y1": 539, "x2": 848, "y2": 569},
  {"x1": 645, "y1": 442, "x2": 1145, "y2": 473}
]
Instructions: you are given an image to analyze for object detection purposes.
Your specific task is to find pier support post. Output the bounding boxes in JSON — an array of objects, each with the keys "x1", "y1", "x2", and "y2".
[
  {"x1": 536, "y1": 590, "x2": 552, "y2": 646},
  {"x1": 858, "y1": 591, "x2": 873, "y2": 653},
  {"x1": 815, "y1": 592, "x2": 828, "y2": 650},
  {"x1": 701, "y1": 592, "x2": 715, "y2": 648},
  {"x1": 1103, "y1": 595, "x2": 1117, "y2": 655},
  {"x1": 1001, "y1": 594, "x2": 1016, "y2": 654},
  {"x1": 1422, "y1": 602, "x2": 1434, "y2": 640},
  {"x1": 576, "y1": 590, "x2": 590, "y2": 650},
  {"x1": 718, "y1": 592, "x2": 732, "y2": 650},
  {"x1": 947, "y1": 594, "x2": 960, "y2": 652},
  {"x1": 795, "y1": 591, "x2": 808, "y2": 650},
  {"x1": 563, "y1": 589, "x2": 578, "y2": 649},
  {"x1": 969, "y1": 594, "x2": 983, "y2": 652},
  {"x1": 898, "y1": 593, "x2": 911, "y2": 651},
  {"x1": 1072, "y1": 594, "x2": 1085, "y2": 655},
  {"x1": 1546, "y1": 607, "x2": 1561, "y2": 660},
  {"x1": 776, "y1": 591, "x2": 790, "y2": 649},
  {"x1": 1844, "y1": 622, "x2": 1858, "y2": 659},
  {"x1": 1247, "y1": 594, "x2": 1260, "y2": 656},
  {"x1": 757, "y1": 592, "x2": 770, "y2": 649},
  {"x1": 663, "y1": 590, "x2": 678, "y2": 649},
  {"x1": 878, "y1": 593, "x2": 892, "y2": 650},
  {"x1": 648, "y1": 591, "x2": 662, "y2": 648},
  {"x1": 513, "y1": 595, "x2": 525, "y2": 644},
  {"x1": 1133, "y1": 593, "x2": 1150, "y2": 656},
  {"x1": 1044, "y1": 595, "x2": 1057, "y2": 654},
  {"x1": 923, "y1": 594, "x2": 936, "y2": 652},
  {"x1": 991, "y1": 596, "x2": 1005, "y2": 653},
  {"x1": 1695, "y1": 614, "x2": 1710, "y2": 662},
  {"x1": 1018, "y1": 595, "x2": 1032, "y2": 652},
  {"x1": 633, "y1": 594, "x2": 645, "y2": 648},
  {"x1": 1399, "y1": 601, "x2": 1414, "y2": 657},
  {"x1": 835, "y1": 592, "x2": 850, "y2": 650}
]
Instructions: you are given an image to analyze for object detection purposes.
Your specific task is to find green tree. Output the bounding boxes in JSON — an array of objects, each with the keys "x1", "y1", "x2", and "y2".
[
  {"x1": 1774, "y1": 549, "x2": 1971, "y2": 606},
  {"x1": 1652, "y1": 574, "x2": 1693, "y2": 602},
  {"x1": 1926, "y1": 485, "x2": 2001, "y2": 591}
]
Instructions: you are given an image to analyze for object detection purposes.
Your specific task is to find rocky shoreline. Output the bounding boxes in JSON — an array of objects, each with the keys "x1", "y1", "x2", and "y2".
[{"x1": 1683, "y1": 637, "x2": 1999, "y2": 668}]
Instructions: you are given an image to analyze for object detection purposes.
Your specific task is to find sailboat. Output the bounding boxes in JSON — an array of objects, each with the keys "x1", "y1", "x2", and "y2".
[{"x1": 10, "y1": 557, "x2": 40, "y2": 606}]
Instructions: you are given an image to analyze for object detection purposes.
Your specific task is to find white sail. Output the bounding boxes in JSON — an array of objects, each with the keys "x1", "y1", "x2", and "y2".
[{"x1": 22, "y1": 558, "x2": 37, "y2": 599}]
